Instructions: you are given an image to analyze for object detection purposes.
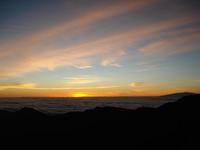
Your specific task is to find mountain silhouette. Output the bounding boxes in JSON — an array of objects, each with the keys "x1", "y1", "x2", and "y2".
[
  {"x1": 160, "y1": 92, "x2": 196, "y2": 100},
  {"x1": 0, "y1": 94, "x2": 199, "y2": 149}
]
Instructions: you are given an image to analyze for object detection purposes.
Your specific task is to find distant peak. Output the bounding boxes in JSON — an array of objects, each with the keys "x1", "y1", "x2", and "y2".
[{"x1": 160, "y1": 92, "x2": 196, "y2": 100}]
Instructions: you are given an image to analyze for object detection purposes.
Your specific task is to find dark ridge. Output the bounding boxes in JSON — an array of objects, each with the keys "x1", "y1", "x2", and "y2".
[
  {"x1": 85, "y1": 106, "x2": 133, "y2": 113},
  {"x1": 0, "y1": 94, "x2": 199, "y2": 149},
  {"x1": 159, "y1": 94, "x2": 200, "y2": 111},
  {"x1": 176, "y1": 94, "x2": 200, "y2": 104},
  {"x1": 16, "y1": 107, "x2": 46, "y2": 118},
  {"x1": 0, "y1": 109, "x2": 12, "y2": 116},
  {"x1": 160, "y1": 92, "x2": 196, "y2": 100}
]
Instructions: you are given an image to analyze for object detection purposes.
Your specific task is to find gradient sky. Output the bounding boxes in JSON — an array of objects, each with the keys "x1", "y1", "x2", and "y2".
[{"x1": 0, "y1": 0, "x2": 200, "y2": 97}]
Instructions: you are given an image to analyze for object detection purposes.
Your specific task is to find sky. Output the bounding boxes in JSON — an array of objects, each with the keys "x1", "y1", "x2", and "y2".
[{"x1": 0, "y1": 0, "x2": 200, "y2": 97}]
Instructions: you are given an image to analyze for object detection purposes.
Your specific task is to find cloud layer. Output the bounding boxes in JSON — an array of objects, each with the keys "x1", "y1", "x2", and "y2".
[{"x1": 0, "y1": 0, "x2": 159, "y2": 76}]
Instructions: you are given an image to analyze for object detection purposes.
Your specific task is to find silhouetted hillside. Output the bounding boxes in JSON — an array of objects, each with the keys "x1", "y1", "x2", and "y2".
[
  {"x1": 0, "y1": 94, "x2": 200, "y2": 149},
  {"x1": 160, "y1": 92, "x2": 196, "y2": 100}
]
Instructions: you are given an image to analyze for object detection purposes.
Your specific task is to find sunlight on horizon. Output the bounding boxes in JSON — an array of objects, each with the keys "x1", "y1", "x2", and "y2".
[
  {"x1": 0, "y1": 0, "x2": 199, "y2": 97},
  {"x1": 72, "y1": 92, "x2": 91, "y2": 97}
]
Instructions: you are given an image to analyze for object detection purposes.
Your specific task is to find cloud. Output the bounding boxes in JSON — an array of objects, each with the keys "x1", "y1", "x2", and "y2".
[
  {"x1": 0, "y1": 6, "x2": 199, "y2": 77},
  {"x1": 70, "y1": 60, "x2": 93, "y2": 69},
  {"x1": 136, "y1": 61, "x2": 160, "y2": 72},
  {"x1": 195, "y1": 80, "x2": 200, "y2": 83},
  {"x1": 64, "y1": 75, "x2": 103, "y2": 84},
  {"x1": 0, "y1": 83, "x2": 35, "y2": 90},
  {"x1": 130, "y1": 82, "x2": 144, "y2": 87},
  {"x1": 139, "y1": 28, "x2": 200, "y2": 56},
  {"x1": 0, "y1": 0, "x2": 158, "y2": 77},
  {"x1": 73, "y1": 65, "x2": 92, "y2": 69},
  {"x1": 101, "y1": 49, "x2": 125, "y2": 67},
  {"x1": 0, "y1": 0, "x2": 157, "y2": 57},
  {"x1": 15, "y1": 85, "x2": 119, "y2": 90}
]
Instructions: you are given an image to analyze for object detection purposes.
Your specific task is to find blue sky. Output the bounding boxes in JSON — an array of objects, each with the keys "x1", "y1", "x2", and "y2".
[{"x1": 0, "y1": 0, "x2": 200, "y2": 97}]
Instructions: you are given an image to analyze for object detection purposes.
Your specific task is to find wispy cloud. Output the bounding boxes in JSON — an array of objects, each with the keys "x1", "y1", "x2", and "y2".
[
  {"x1": 0, "y1": 2, "x2": 199, "y2": 77},
  {"x1": 0, "y1": 0, "x2": 158, "y2": 76},
  {"x1": 70, "y1": 60, "x2": 93, "y2": 69},
  {"x1": 101, "y1": 49, "x2": 125, "y2": 67},
  {"x1": 64, "y1": 75, "x2": 103, "y2": 85},
  {"x1": 33, "y1": 85, "x2": 119, "y2": 90},
  {"x1": 130, "y1": 82, "x2": 144, "y2": 87},
  {"x1": 195, "y1": 80, "x2": 200, "y2": 83},
  {"x1": 136, "y1": 61, "x2": 161, "y2": 72},
  {"x1": 0, "y1": 83, "x2": 35, "y2": 90},
  {"x1": 139, "y1": 28, "x2": 200, "y2": 56},
  {"x1": 0, "y1": 0, "x2": 157, "y2": 57}
]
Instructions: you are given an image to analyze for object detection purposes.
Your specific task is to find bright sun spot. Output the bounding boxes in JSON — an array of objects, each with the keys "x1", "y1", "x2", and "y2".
[{"x1": 72, "y1": 92, "x2": 90, "y2": 97}]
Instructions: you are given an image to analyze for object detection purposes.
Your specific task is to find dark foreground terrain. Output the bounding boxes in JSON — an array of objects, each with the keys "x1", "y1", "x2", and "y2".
[{"x1": 0, "y1": 94, "x2": 200, "y2": 149}]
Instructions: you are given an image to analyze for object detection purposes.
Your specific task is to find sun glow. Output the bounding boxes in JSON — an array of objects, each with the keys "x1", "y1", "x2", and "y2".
[{"x1": 72, "y1": 92, "x2": 90, "y2": 97}]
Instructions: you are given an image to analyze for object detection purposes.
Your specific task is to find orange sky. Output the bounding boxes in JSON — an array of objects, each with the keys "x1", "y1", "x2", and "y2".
[{"x1": 0, "y1": 0, "x2": 200, "y2": 97}]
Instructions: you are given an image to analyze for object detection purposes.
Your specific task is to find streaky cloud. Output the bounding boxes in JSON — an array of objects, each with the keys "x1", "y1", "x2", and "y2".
[{"x1": 0, "y1": 8, "x2": 199, "y2": 77}]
